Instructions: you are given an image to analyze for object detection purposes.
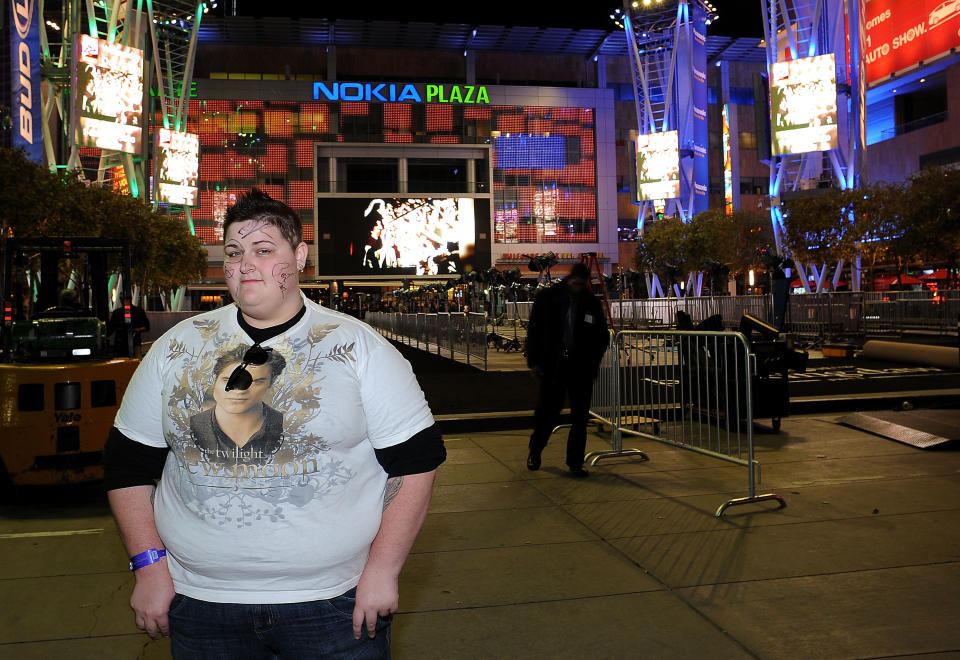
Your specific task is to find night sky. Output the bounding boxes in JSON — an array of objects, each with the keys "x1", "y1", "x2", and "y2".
[{"x1": 212, "y1": 1, "x2": 764, "y2": 38}]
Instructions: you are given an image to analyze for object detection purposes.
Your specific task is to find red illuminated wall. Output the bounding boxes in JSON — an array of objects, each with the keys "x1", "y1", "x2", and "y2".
[{"x1": 146, "y1": 99, "x2": 596, "y2": 245}]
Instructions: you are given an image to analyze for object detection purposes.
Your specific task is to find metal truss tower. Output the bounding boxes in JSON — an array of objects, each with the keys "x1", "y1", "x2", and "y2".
[
  {"x1": 761, "y1": 0, "x2": 867, "y2": 255},
  {"x1": 39, "y1": 0, "x2": 209, "y2": 214},
  {"x1": 621, "y1": 0, "x2": 714, "y2": 228}
]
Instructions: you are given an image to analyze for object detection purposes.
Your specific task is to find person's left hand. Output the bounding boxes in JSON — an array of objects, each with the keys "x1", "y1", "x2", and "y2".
[{"x1": 352, "y1": 565, "x2": 398, "y2": 639}]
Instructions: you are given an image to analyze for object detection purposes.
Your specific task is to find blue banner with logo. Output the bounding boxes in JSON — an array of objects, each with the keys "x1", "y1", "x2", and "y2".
[
  {"x1": 10, "y1": 0, "x2": 44, "y2": 163},
  {"x1": 691, "y1": 3, "x2": 709, "y2": 215}
]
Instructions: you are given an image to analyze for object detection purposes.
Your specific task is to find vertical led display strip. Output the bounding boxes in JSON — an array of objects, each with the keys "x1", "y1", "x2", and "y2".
[
  {"x1": 635, "y1": 131, "x2": 681, "y2": 201},
  {"x1": 721, "y1": 105, "x2": 733, "y2": 215},
  {"x1": 155, "y1": 128, "x2": 199, "y2": 206},
  {"x1": 74, "y1": 34, "x2": 144, "y2": 154},
  {"x1": 769, "y1": 53, "x2": 839, "y2": 156}
]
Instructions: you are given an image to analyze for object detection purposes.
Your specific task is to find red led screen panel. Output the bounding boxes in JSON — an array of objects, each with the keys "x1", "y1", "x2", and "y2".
[
  {"x1": 426, "y1": 105, "x2": 454, "y2": 132},
  {"x1": 295, "y1": 139, "x2": 316, "y2": 168},
  {"x1": 865, "y1": 0, "x2": 960, "y2": 85},
  {"x1": 340, "y1": 102, "x2": 369, "y2": 116},
  {"x1": 288, "y1": 180, "x2": 314, "y2": 210},
  {"x1": 264, "y1": 110, "x2": 294, "y2": 136},
  {"x1": 383, "y1": 103, "x2": 412, "y2": 130},
  {"x1": 260, "y1": 143, "x2": 289, "y2": 174},
  {"x1": 384, "y1": 132, "x2": 413, "y2": 142},
  {"x1": 183, "y1": 100, "x2": 597, "y2": 246}
]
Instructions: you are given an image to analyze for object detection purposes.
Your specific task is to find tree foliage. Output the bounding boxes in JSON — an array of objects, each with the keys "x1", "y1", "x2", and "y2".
[
  {"x1": 0, "y1": 148, "x2": 207, "y2": 293},
  {"x1": 633, "y1": 215, "x2": 687, "y2": 283},
  {"x1": 781, "y1": 188, "x2": 856, "y2": 263},
  {"x1": 633, "y1": 209, "x2": 773, "y2": 290},
  {"x1": 896, "y1": 167, "x2": 960, "y2": 265},
  {"x1": 779, "y1": 167, "x2": 960, "y2": 287}
]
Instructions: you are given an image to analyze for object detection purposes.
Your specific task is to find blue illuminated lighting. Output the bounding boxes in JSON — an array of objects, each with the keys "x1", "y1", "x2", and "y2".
[{"x1": 494, "y1": 135, "x2": 567, "y2": 169}]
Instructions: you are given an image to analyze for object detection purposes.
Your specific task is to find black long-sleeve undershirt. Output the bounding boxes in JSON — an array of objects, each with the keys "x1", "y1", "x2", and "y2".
[{"x1": 103, "y1": 422, "x2": 445, "y2": 490}]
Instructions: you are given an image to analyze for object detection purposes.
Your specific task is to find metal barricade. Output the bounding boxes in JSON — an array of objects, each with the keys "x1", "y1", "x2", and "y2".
[
  {"x1": 587, "y1": 331, "x2": 650, "y2": 461},
  {"x1": 467, "y1": 312, "x2": 488, "y2": 369},
  {"x1": 507, "y1": 301, "x2": 534, "y2": 324},
  {"x1": 587, "y1": 329, "x2": 785, "y2": 517},
  {"x1": 450, "y1": 313, "x2": 469, "y2": 359}
]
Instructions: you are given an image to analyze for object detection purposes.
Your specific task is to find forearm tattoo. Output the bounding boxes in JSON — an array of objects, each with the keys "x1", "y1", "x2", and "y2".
[{"x1": 383, "y1": 476, "x2": 403, "y2": 511}]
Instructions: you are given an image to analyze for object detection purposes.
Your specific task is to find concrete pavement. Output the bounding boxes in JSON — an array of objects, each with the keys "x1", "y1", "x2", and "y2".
[{"x1": 1, "y1": 414, "x2": 959, "y2": 658}]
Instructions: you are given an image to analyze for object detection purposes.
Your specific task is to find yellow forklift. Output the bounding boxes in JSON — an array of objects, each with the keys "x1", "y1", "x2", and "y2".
[{"x1": 0, "y1": 238, "x2": 140, "y2": 494}]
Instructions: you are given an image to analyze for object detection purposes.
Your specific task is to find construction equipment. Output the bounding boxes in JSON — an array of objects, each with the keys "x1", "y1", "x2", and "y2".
[
  {"x1": 0, "y1": 238, "x2": 139, "y2": 494},
  {"x1": 580, "y1": 252, "x2": 614, "y2": 329}
]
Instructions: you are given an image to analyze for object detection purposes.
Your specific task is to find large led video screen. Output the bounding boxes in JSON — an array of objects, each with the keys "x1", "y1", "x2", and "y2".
[
  {"x1": 155, "y1": 128, "x2": 199, "y2": 206},
  {"x1": 635, "y1": 130, "x2": 680, "y2": 201},
  {"x1": 317, "y1": 197, "x2": 482, "y2": 275},
  {"x1": 75, "y1": 34, "x2": 144, "y2": 154},
  {"x1": 770, "y1": 54, "x2": 839, "y2": 156}
]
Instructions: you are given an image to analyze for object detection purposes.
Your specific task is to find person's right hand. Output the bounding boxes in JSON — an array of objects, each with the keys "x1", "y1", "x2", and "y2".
[{"x1": 130, "y1": 561, "x2": 175, "y2": 639}]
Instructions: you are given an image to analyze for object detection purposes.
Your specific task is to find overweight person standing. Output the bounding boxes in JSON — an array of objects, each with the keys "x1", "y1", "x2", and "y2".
[{"x1": 103, "y1": 188, "x2": 445, "y2": 658}]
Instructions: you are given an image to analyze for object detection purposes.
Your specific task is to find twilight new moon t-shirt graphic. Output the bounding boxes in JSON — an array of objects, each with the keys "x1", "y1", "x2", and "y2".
[
  {"x1": 161, "y1": 316, "x2": 359, "y2": 522},
  {"x1": 188, "y1": 343, "x2": 287, "y2": 465}
]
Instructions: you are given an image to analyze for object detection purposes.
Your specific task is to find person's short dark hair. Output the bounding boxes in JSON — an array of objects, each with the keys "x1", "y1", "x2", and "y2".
[
  {"x1": 60, "y1": 289, "x2": 80, "y2": 308},
  {"x1": 567, "y1": 263, "x2": 591, "y2": 282},
  {"x1": 224, "y1": 188, "x2": 303, "y2": 250},
  {"x1": 213, "y1": 344, "x2": 286, "y2": 386}
]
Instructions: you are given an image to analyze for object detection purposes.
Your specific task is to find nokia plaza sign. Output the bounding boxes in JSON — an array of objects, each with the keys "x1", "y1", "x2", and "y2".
[{"x1": 314, "y1": 82, "x2": 490, "y2": 104}]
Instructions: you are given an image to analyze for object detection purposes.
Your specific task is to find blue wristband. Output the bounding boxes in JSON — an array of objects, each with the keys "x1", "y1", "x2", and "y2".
[{"x1": 129, "y1": 548, "x2": 166, "y2": 571}]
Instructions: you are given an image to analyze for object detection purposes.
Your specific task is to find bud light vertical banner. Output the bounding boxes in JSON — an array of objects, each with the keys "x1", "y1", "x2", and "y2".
[
  {"x1": 11, "y1": 0, "x2": 43, "y2": 163},
  {"x1": 691, "y1": 3, "x2": 709, "y2": 216}
]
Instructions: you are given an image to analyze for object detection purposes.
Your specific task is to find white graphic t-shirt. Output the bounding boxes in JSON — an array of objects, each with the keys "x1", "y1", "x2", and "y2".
[{"x1": 114, "y1": 296, "x2": 435, "y2": 604}]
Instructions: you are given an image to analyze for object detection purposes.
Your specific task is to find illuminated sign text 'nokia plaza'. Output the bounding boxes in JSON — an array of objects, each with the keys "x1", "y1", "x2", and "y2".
[{"x1": 313, "y1": 82, "x2": 490, "y2": 104}]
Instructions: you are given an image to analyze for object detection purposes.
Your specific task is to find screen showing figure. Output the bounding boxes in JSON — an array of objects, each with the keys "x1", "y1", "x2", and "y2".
[
  {"x1": 155, "y1": 128, "x2": 199, "y2": 206},
  {"x1": 75, "y1": 35, "x2": 144, "y2": 154},
  {"x1": 770, "y1": 53, "x2": 839, "y2": 156},
  {"x1": 317, "y1": 197, "x2": 483, "y2": 275},
  {"x1": 635, "y1": 130, "x2": 681, "y2": 201}
]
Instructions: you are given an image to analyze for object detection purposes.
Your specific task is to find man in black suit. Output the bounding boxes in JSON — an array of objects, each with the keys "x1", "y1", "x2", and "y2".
[{"x1": 524, "y1": 263, "x2": 609, "y2": 477}]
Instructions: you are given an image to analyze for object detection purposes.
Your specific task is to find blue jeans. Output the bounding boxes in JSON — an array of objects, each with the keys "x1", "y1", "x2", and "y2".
[{"x1": 167, "y1": 588, "x2": 391, "y2": 659}]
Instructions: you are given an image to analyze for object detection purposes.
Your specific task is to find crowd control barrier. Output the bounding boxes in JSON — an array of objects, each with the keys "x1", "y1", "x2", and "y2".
[
  {"x1": 586, "y1": 329, "x2": 786, "y2": 517},
  {"x1": 365, "y1": 311, "x2": 488, "y2": 370}
]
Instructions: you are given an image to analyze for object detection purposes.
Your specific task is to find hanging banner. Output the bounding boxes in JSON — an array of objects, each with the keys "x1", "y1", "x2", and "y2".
[
  {"x1": 864, "y1": 0, "x2": 960, "y2": 85},
  {"x1": 10, "y1": 0, "x2": 43, "y2": 163},
  {"x1": 691, "y1": 2, "x2": 710, "y2": 215}
]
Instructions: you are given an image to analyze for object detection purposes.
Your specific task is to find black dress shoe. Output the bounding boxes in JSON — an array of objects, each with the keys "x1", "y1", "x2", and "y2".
[
  {"x1": 526, "y1": 450, "x2": 541, "y2": 471},
  {"x1": 569, "y1": 467, "x2": 589, "y2": 478}
]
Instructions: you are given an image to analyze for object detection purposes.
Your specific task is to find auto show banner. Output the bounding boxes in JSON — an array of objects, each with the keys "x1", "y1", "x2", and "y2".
[{"x1": 865, "y1": 0, "x2": 960, "y2": 85}]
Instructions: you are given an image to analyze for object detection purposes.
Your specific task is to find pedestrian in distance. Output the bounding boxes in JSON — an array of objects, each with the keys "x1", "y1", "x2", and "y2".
[
  {"x1": 524, "y1": 262, "x2": 609, "y2": 478},
  {"x1": 103, "y1": 187, "x2": 445, "y2": 658},
  {"x1": 107, "y1": 294, "x2": 150, "y2": 356}
]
